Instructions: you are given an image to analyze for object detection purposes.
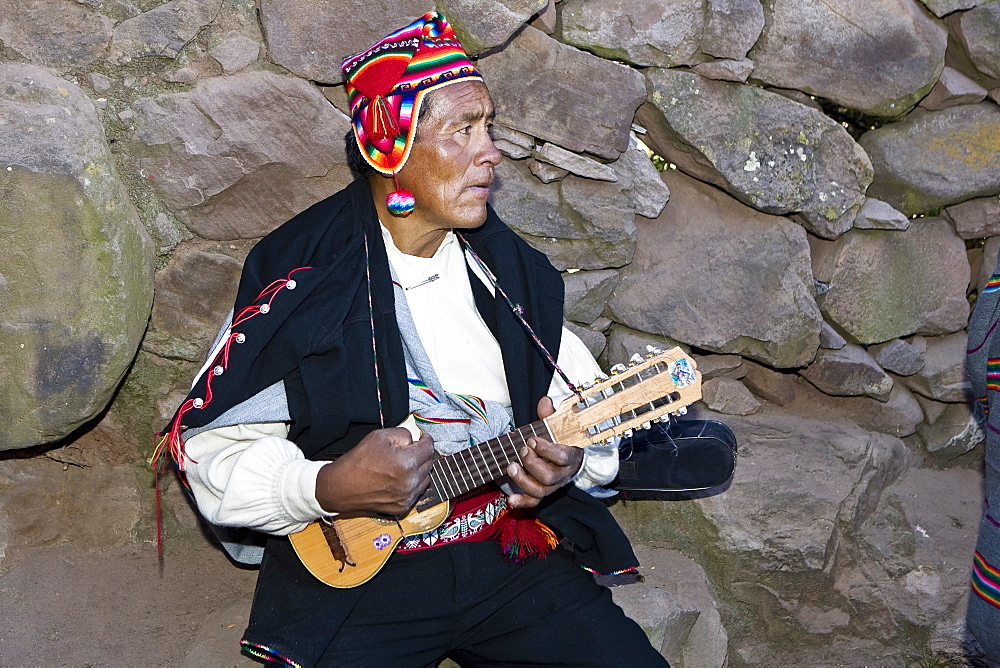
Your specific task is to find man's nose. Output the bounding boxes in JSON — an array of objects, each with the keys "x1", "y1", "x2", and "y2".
[{"x1": 478, "y1": 131, "x2": 503, "y2": 166}]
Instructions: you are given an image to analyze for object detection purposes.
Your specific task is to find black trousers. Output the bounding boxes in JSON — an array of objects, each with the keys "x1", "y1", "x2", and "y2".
[{"x1": 315, "y1": 540, "x2": 669, "y2": 667}]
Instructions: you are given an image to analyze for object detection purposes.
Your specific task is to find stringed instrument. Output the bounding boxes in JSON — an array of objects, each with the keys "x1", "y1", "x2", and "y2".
[{"x1": 289, "y1": 347, "x2": 702, "y2": 588}]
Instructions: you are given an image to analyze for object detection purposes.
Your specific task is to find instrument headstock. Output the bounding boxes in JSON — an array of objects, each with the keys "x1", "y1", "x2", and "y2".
[{"x1": 546, "y1": 346, "x2": 702, "y2": 448}]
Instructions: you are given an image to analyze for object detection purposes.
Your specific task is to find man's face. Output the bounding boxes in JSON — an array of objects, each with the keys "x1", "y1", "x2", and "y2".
[{"x1": 396, "y1": 80, "x2": 502, "y2": 232}]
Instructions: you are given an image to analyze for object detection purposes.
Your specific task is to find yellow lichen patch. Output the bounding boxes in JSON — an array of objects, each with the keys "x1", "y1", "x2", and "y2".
[{"x1": 927, "y1": 125, "x2": 1000, "y2": 171}]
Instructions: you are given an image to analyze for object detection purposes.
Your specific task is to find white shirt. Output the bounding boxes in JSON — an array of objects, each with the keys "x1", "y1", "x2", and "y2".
[{"x1": 182, "y1": 228, "x2": 618, "y2": 535}]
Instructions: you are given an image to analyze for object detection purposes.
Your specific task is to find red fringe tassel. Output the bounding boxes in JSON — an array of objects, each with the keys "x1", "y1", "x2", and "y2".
[{"x1": 489, "y1": 509, "x2": 559, "y2": 563}]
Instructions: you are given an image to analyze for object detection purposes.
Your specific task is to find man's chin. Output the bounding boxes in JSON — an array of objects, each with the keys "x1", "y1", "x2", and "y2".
[{"x1": 452, "y1": 208, "x2": 489, "y2": 230}]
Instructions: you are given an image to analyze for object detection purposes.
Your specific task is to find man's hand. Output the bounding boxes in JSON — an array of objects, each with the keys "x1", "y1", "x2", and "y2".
[
  {"x1": 315, "y1": 427, "x2": 436, "y2": 516},
  {"x1": 505, "y1": 397, "x2": 584, "y2": 509}
]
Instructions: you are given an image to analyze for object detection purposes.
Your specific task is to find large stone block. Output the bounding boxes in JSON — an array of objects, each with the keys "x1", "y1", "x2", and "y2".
[
  {"x1": 628, "y1": 411, "x2": 910, "y2": 574},
  {"x1": 703, "y1": 0, "x2": 766, "y2": 61},
  {"x1": 259, "y1": 0, "x2": 427, "y2": 84},
  {"x1": 917, "y1": 0, "x2": 989, "y2": 17},
  {"x1": 563, "y1": 269, "x2": 618, "y2": 324},
  {"x1": 693, "y1": 353, "x2": 747, "y2": 381},
  {"x1": 608, "y1": 169, "x2": 822, "y2": 369},
  {"x1": 637, "y1": 68, "x2": 873, "y2": 238},
  {"x1": 615, "y1": 545, "x2": 729, "y2": 665},
  {"x1": 489, "y1": 155, "x2": 638, "y2": 270},
  {"x1": 898, "y1": 332, "x2": 973, "y2": 403},
  {"x1": 800, "y1": 344, "x2": 894, "y2": 401},
  {"x1": 954, "y1": 2, "x2": 1000, "y2": 80},
  {"x1": 870, "y1": 338, "x2": 926, "y2": 377},
  {"x1": 144, "y1": 244, "x2": 245, "y2": 362},
  {"x1": 110, "y1": 0, "x2": 223, "y2": 64},
  {"x1": 859, "y1": 103, "x2": 1000, "y2": 216},
  {"x1": 917, "y1": 400, "x2": 985, "y2": 460},
  {"x1": 618, "y1": 141, "x2": 671, "y2": 220},
  {"x1": 748, "y1": 0, "x2": 947, "y2": 117},
  {"x1": 477, "y1": 26, "x2": 646, "y2": 161},
  {"x1": 830, "y1": 383, "x2": 924, "y2": 438},
  {"x1": 701, "y1": 377, "x2": 762, "y2": 415},
  {"x1": 945, "y1": 194, "x2": 1000, "y2": 239},
  {"x1": 0, "y1": 0, "x2": 114, "y2": 71},
  {"x1": 857, "y1": 467, "x2": 982, "y2": 628},
  {"x1": 0, "y1": 65, "x2": 154, "y2": 450},
  {"x1": 208, "y1": 32, "x2": 261, "y2": 74},
  {"x1": 0, "y1": 458, "x2": 142, "y2": 571},
  {"x1": 261, "y1": 0, "x2": 543, "y2": 81},
  {"x1": 559, "y1": 0, "x2": 762, "y2": 67},
  {"x1": 852, "y1": 198, "x2": 910, "y2": 232},
  {"x1": 604, "y1": 324, "x2": 685, "y2": 370},
  {"x1": 810, "y1": 219, "x2": 970, "y2": 344},
  {"x1": 133, "y1": 72, "x2": 353, "y2": 240},
  {"x1": 558, "y1": 0, "x2": 708, "y2": 68},
  {"x1": 435, "y1": 0, "x2": 548, "y2": 54},
  {"x1": 919, "y1": 66, "x2": 988, "y2": 110}
]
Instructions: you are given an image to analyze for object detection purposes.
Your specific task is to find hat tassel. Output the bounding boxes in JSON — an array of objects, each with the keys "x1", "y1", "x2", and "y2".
[
  {"x1": 387, "y1": 173, "x2": 415, "y2": 216},
  {"x1": 369, "y1": 95, "x2": 400, "y2": 141}
]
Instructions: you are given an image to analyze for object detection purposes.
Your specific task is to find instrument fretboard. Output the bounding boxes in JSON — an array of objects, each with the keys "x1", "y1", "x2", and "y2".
[{"x1": 418, "y1": 420, "x2": 552, "y2": 507}]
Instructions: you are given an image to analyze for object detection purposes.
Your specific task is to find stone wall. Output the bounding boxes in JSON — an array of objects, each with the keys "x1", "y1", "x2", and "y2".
[{"x1": 2, "y1": 0, "x2": 999, "y2": 664}]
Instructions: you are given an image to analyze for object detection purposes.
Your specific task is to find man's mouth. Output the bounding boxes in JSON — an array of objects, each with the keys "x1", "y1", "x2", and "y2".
[{"x1": 468, "y1": 174, "x2": 494, "y2": 193}]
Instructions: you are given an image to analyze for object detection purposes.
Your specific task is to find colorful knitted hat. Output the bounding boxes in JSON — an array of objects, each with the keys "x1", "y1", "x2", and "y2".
[{"x1": 342, "y1": 12, "x2": 483, "y2": 179}]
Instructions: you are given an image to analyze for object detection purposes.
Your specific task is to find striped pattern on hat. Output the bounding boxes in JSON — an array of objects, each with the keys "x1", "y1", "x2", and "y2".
[{"x1": 342, "y1": 12, "x2": 483, "y2": 175}]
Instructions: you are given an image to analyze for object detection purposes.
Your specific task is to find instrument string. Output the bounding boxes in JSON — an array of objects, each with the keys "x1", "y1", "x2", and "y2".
[{"x1": 430, "y1": 424, "x2": 534, "y2": 498}]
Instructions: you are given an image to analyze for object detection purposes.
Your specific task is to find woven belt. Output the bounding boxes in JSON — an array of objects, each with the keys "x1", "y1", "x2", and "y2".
[{"x1": 396, "y1": 489, "x2": 507, "y2": 552}]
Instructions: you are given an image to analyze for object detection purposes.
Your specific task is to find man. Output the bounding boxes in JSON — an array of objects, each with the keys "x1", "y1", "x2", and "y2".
[
  {"x1": 966, "y1": 253, "x2": 1000, "y2": 665},
  {"x1": 156, "y1": 12, "x2": 668, "y2": 666}
]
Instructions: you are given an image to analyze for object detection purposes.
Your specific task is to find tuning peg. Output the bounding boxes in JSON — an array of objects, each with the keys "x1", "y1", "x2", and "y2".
[
  {"x1": 641, "y1": 421, "x2": 651, "y2": 431},
  {"x1": 582, "y1": 380, "x2": 594, "y2": 389},
  {"x1": 622, "y1": 429, "x2": 633, "y2": 439},
  {"x1": 610, "y1": 363, "x2": 626, "y2": 375},
  {"x1": 646, "y1": 345, "x2": 663, "y2": 355},
  {"x1": 629, "y1": 353, "x2": 644, "y2": 365}
]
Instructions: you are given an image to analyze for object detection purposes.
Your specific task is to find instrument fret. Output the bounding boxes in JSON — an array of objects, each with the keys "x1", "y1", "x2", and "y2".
[
  {"x1": 427, "y1": 421, "x2": 544, "y2": 502},
  {"x1": 443, "y1": 454, "x2": 462, "y2": 495},
  {"x1": 428, "y1": 467, "x2": 447, "y2": 504},
  {"x1": 486, "y1": 439, "x2": 502, "y2": 472},
  {"x1": 457, "y1": 450, "x2": 475, "y2": 494},
  {"x1": 471, "y1": 442, "x2": 490, "y2": 486}
]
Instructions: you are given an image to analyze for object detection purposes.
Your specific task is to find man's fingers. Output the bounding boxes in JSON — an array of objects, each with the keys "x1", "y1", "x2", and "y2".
[
  {"x1": 507, "y1": 493, "x2": 540, "y2": 510},
  {"x1": 527, "y1": 437, "x2": 580, "y2": 468},
  {"x1": 413, "y1": 432, "x2": 436, "y2": 454},
  {"x1": 507, "y1": 460, "x2": 554, "y2": 498},
  {"x1": 385, "y1": 426, "x2": 416, "y2": 441},
  {"x1": 536, "y1": 396, "x2": 555, "y2": 419}
]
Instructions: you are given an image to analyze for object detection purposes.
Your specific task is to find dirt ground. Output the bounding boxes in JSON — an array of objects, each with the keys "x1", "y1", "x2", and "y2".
[{"x1": 0, "y1": 523, "x2": 258, "y2": 666}]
